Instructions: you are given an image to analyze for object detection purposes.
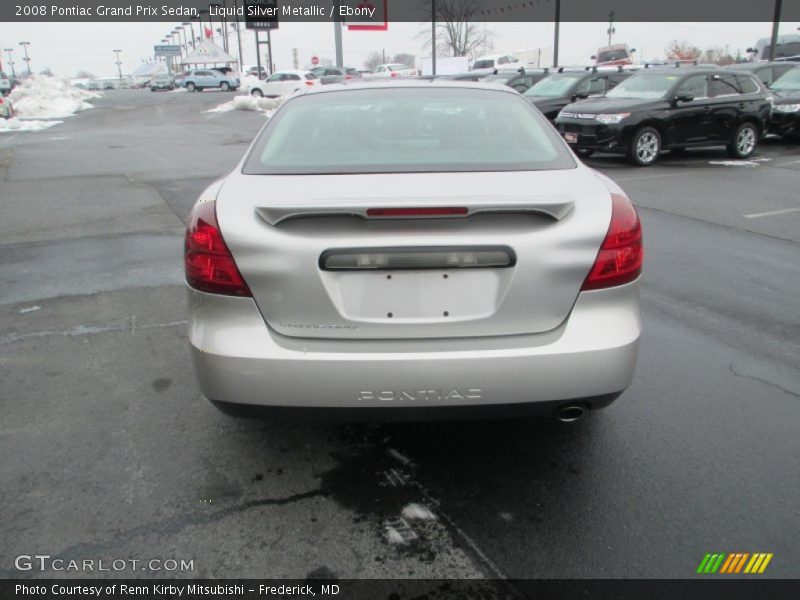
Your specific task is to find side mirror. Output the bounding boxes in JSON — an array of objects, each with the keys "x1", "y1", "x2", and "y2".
[
  {"x1": 590, "y1": 55, "x2": 597, "y2": 60},
  {"x1": 672, "y1": 94, "x2": 694, "y2": 105},
  {"x1": 630, "y1": 48, "x2": 637, "y2": 53},
  {"x1": 573, "y1": 92, "x2": 589, "y2": 100}
]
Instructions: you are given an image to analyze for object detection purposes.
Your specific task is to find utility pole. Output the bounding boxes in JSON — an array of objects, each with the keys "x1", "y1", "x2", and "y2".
[
  {"x1": 19, "y1": 41, "x2": 31, "y2": 75},
  {"x1": 333, "y1": 0, "x2": 343, "y2": 67},
  {"x1": 552, "y1": 0, "x2": 560, "y2": 68},
  {"x1": 292, "y1": 47, "x2": 299, "y2": 69},
  {"x1": 607, "y1": 11, "x2": 615, "y2": 46},
  {"x1": 113, "y1": 49, "x2": 123, "y2": 82},
  {"x1": 431, "y1": 0, "x2": 436, "y2": 75},
  {"x1": 3, "y1": 48, "x2": 15, "y2": 78},
  {"x1": 769, "y1": 0, "x2": 782, "y2": 61},
  {"x1": 184, "y1": 22, "x2": 196, "y2": 49},
  {"x1": 233, "y1": 3, "x2": 244, "y2": 74}
]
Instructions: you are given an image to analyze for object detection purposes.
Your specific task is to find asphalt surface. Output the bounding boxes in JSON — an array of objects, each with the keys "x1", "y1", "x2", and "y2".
[{"x1": 1, "y1": 89, "x2": 799, "y2": 583}]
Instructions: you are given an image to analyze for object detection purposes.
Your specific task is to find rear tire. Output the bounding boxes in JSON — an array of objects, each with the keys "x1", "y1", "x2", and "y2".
[
  {"x1": 251, "y1": 88, "x2": 263, "y2": 97},
  {"x1": 727, "y1": 122, "x2": 758, "y2": 159},
  {"x1": 220, "y1": 81, "x2": 230, "y2": 91},
  {"x1": 627, "y1": 126, "x2": 661, "y2": 166},
  {"x1": 186, "y1": 82, "x2": 196, "y2": 92}
]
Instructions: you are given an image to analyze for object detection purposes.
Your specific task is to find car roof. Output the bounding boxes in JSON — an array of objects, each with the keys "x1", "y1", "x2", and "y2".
[
  {"x1": 274, "y1": 69, "x2": 314, "y2": 75},
  {"x1": 292, "y1": 79, "x2": 520, "y2": 96}
]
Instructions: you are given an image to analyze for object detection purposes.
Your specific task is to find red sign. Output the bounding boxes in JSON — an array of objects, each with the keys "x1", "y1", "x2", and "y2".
[
  {"x1": 311, "y1": 55, "x2": 320, "y2": 66},
  {"x1": 346, "y1": 0, "x2": 388, "y2": 31}
]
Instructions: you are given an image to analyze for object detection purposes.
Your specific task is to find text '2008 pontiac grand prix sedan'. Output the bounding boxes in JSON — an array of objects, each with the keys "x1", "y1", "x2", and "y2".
[{"x1": 185, "y1": 81, "x2": 643, "y2": 421}]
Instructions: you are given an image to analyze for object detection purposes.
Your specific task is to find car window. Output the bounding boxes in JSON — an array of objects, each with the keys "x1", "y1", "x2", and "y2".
[
  {"x1": 606, "y1": 74, "x2": 679, "y2": 99},
  {"x1": 286, "y1": 74, "x2": 301, "y2": 81},
  {"x1": 757, "y1": 67, "x2": 774, "y2": 85},
  {"x1": 709, "y1": 74, "x2": 741, "y2": 97},
  {"x1": 770, "y1": 68, "x2": 800, "y2": 91},
  {"x1": 736, "y1": 75, "x2": 761, "y2": 94},
  {"x1": 472, "y1": 59, "x2": 494, "y2": 69},
  {"x1": 677, "y1": 75, "x2": 708, "y2": 99},
  {"x1": 266, "y1": 74, "x2": 282, "y2": 82},
  {"x1": 773, "y1": 65, "x2": 794, "y2": 80},
  {"x1": 575, "y1": 76, "x2": 606, "y2": 95},
  {"x1": 524, "y1": 74, "x2": 584, "y2": 97},
  {"x1": 377, "y1": 66, "x2": 386, "y2": 72},
  {"x1": 305, "y1": 73, "x2": 318, "y2": 80},
  {"x1": 245, "y1": 88, "x2": 575, "y2": 175}
]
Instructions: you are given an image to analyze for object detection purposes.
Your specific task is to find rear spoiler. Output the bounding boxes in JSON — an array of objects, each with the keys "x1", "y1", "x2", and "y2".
[{"x1": 256, "y1": 197, "x2": 574, "y2": 225}]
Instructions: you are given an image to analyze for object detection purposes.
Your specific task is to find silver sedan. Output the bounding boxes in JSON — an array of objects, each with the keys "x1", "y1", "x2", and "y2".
[{"x1": 185, "y1": 81, "x2": 642, "y2": 421}]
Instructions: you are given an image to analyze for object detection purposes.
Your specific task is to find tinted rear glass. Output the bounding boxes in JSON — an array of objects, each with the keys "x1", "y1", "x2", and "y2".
[
  {"x1": 243, "y1": 87, "x2": 575, "y2": 175},
  {"x1": 605, "y1": 73, "x2": 682, "y2": 99},
  {"x1": 524, "y1": 74, "x2": 583, "y2": 97},
  {"x1": 472, "y1": 60, "x2": 494, "y2": 69}
]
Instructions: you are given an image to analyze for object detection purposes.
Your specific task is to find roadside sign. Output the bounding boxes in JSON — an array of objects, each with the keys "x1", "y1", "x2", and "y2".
[
  {"x1": 244, "y1": 0, "x2": 280, "y2": 30},
  {"x1": 154, "y1": 45, "x2": 182, "y2": 57},
  {"x1": 311, "y1": 56, "x2": 319, "y2": 65}
]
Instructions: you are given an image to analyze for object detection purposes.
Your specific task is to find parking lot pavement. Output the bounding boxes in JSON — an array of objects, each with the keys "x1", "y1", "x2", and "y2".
[{"x1": 1, "y1": 89, "x2": 798, "y2": 581}]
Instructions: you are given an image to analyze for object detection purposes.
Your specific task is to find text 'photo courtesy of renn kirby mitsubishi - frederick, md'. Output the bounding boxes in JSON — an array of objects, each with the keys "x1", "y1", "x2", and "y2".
[{"x1": 1, "y1": 1, "x2": 799, "y2": 599}]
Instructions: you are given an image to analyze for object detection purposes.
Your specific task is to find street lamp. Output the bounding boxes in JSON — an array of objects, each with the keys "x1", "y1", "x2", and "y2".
[
  {"x1": 19, "y1": 41, "x2": 32, "y2": 75},
  {"x1": 113, "y1": 49, "x2": 123, "y2": 82},
  {"x1": 3, "y1": 48, "x2": 15, "y2": 78},
  {"x1": 183, "y1": 22, "x2": 196, "y2": 49}
]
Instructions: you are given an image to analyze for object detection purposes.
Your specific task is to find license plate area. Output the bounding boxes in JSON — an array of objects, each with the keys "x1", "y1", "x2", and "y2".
[
  {"x1": 564, "y1": 131, "x2": 578, "y2": 143},
  {"x1": 322, "y1": 270, "x2": 503, "y2": 322}
]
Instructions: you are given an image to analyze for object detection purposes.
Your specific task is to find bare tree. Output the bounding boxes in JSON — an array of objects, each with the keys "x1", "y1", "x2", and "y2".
[
  {"x1": 39, "y1": 67, "x2": 54, "y2": 76},
  {"x1": 665, "y1": 40, "x2": 701, "y2": 62},
  {"x1": 417, "y1": 0, "x2": 493, "y2": 58},
  {"x1": 392, "y1": 53, "x2": 416, "y2": 67},
  {"x1": 364, "y1": 51, "x2": 385, "y2": 71},
  {"x1": 701, "y1": 47, "x2": 735, "y2": 66}
]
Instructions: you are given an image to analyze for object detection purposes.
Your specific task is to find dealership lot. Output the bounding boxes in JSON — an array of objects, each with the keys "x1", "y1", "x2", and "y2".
[{"x1": 1, "y1": 89, "x2": 798, "y2": 581}]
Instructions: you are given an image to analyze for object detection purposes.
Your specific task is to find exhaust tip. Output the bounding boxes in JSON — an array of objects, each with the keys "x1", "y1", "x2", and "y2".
[{"x1": 556, "y1": 405, "x2": 585, "y2": 423}]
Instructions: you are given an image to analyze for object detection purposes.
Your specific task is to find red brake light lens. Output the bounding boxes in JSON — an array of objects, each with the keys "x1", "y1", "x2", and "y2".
[
  {"x1": 185, "y1": 201, "x2": 252, "y2": 297},
  {"x1": 581, "y1": 193, "x2": 643, "y2": 291}
]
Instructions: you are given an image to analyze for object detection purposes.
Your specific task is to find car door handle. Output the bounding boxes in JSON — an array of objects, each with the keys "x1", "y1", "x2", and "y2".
[{"x1": 703, "y1": 106, "x2": 712, "y2": 111}]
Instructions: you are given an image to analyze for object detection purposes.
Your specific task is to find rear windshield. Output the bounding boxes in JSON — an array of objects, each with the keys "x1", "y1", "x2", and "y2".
[
  {"x1": 472, "y1": 60, "x2": 494, "y2": 69},
  {"x1": 605, "y1": 74, "x2": 680, "y2": 99},
  {"x1": 524, "y1": 75, "x2": 583, "y2": 97},
  {"x1": 771, "y1": 68, "x2": 800, "y2": 90},
  {"x1": 243, "y1": 87, "x2": 575, "y2": 175}
]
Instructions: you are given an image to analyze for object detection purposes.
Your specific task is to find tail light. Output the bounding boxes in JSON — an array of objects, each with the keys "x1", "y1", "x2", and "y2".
[
  {"x1": 390, "y1": 72, "x2": 398, "y2": 78},
  {"x1": 345, "y1": 75, "x2": 353, "y2": 80},
  {"x1": 581, "y1": 193, "x2": 643, "y2": 290},
  {"x1": 305, "y1": 80, "x2": 314, "y2": 86},
  {"x1": 185, "y1": 201, "x2": 252, "y2": 297}
]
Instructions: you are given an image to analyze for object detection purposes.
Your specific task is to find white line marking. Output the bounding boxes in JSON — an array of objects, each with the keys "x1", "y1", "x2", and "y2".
[{"x1": 743, "y1": 207, "x2": 800, "y2": 219}]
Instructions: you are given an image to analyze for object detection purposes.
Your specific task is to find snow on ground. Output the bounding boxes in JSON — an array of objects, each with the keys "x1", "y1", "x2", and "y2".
[
  {"x1": 0, "y1": 118, "x2": 64, "y2": 133},
  {"x1": 205, "y1": 94, "x2": 284, "y2": 116},
  {"x1": 8, "y1": 75, "x2": 101, "y2": 119},
  {"x1": 401, "y1": 503, "x2": 437, "y2": 521}
]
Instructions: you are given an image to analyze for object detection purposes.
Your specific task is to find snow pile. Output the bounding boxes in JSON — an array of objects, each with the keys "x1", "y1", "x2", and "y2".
[
  {"x1": 401, "y1": 503, "x2": 437, "y2": 521},
  {"x1": 205, "y1": 94, "x2": 284, "y2": 115},
  {"x1": 0, "y1": 118, "x2": 64, "y2": 133},
  {"x1": 8, "y1": 75, "x2": 101, "y2": 119}
]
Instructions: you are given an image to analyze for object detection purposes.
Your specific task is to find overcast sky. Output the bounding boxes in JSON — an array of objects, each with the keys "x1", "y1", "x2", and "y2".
[{"x1": 1, "y1": 21, "x2": 798, "y2": 77}]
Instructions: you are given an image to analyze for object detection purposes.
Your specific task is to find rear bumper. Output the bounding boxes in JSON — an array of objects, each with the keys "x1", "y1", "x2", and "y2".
[{"x1": 188, "y1": 281, "x2": 641, "y2": 412}]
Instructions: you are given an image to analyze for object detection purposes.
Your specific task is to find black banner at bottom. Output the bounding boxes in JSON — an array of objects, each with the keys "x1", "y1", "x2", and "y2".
[{"x1": 3, "y1": 579, "x2": 800, "y2": 600}]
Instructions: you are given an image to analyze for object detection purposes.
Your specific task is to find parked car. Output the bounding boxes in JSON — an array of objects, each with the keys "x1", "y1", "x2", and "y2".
[
  {"x1": 246, "y1": 66, "x2": 267, "y2": 79},
  {"x1": 0, "y1": 95, "x2": 13, "y2": 119},
  {"x1": 471, "y1": 54, "x2": 520, "y2": 72},
  {"x1": 85, "y1": 80, "x2": 102, "y2": 91},
  {"x1": 0, "y1": 71, "x2": 11, "y2": 96},
  {"x1": 482, "y1": 68, "x2": 551, "y2": 93},
  {"x1": 724, "y1": 61, "x2": 798, "y2": 87},
  {"x1": 182, "y1": 69, "x2": 240, "y2": 92},
  {"x1": 368, "y1": 63, "x2": 416, "y2": 78},
  {"x1": 184, "y1": 81, "x2": 642, "y2": 421},
  {"x1": 311, "y1": 66, "x2": 356, "y2": 84},
  {"x1": 249, "y1": 70, "x2": 319, "y2": 97},
  {"x1": 103, "y1": 81, "x2": 115, "y2": 90},
  {"x1": 523, "y1": 68, "x2": 633, "y2": 120},
  {"x1": 555, "y1": 67, "x2": 771, "y2": 165},
  {"x1": 150, "y1": 75, "x2": 175, "y2": 92},
  {"x1": 767, "y1": 66, "x2": 800, "y2": 138}
]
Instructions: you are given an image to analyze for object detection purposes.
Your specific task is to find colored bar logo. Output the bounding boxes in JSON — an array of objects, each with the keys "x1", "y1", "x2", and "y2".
[{"x1": 696, "y1": 553, "x2": 773, "y2": 574}]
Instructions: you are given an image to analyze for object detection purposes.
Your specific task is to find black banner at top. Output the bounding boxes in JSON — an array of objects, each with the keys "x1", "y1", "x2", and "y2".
[{"x1": 3, "y1": 0, "x2": 800, "y2": 23}]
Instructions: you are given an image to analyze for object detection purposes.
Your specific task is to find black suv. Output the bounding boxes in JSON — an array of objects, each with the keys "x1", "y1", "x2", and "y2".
[
  {"x1": 522, "y1": 67, "x2": 633, "y2": 120},
  {"x1": 724, "y1": 61, "x2": 797, "y2": 87},
  {"x1": 767, "y1": 66, "x2": 800, "y2": 138},
  {"x1": 555, "y1": 67, "x2": 771, "y2": 165}
]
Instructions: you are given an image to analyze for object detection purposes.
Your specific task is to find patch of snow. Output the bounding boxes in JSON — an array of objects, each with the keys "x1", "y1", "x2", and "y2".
[
  {"x1": 205, "y1": 94, "x2": 284, "y2": 116},
  {"x1": 8, "y1": 75, "x2": 101, "y2": 119},
  {"x1": 708, "y1": 160, "x2": 759, "y2": 167},
  {"x1": 387, "y1": 448, "x2": 413, "y2": 466},
  {"x1": 169, "y1": 87, "x2": 187, "y2": 93},
  {"x1": 383, "y1": 518, "x2": 418, "y2": 545},
  {"x1": 401, "y1": 503, "x2": 437, "y2": 521},
  {"x1": 0, "y1": 118, "x2": 64, "y2": 133},
  {"x1": 19, "y1": 305, "x2": 41, "y2": 314}
]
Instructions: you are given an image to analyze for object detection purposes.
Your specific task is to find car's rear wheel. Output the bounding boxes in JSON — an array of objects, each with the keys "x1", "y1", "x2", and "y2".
[
  {"x1": 186, "y1": 82, "x2": 196, "y2": 92},
  {"x1": 251, "y1": 88, "x2": 263, "y2": 97},
  {"x1": 220, "y1": 81, "x2": 230, "y2": 91},
  {"x1": 727, "y1": 122, "x2": 758, "y2": 159},
  {"x1": 628, "y1": 126, "x2": 661, "y2": 166}
]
